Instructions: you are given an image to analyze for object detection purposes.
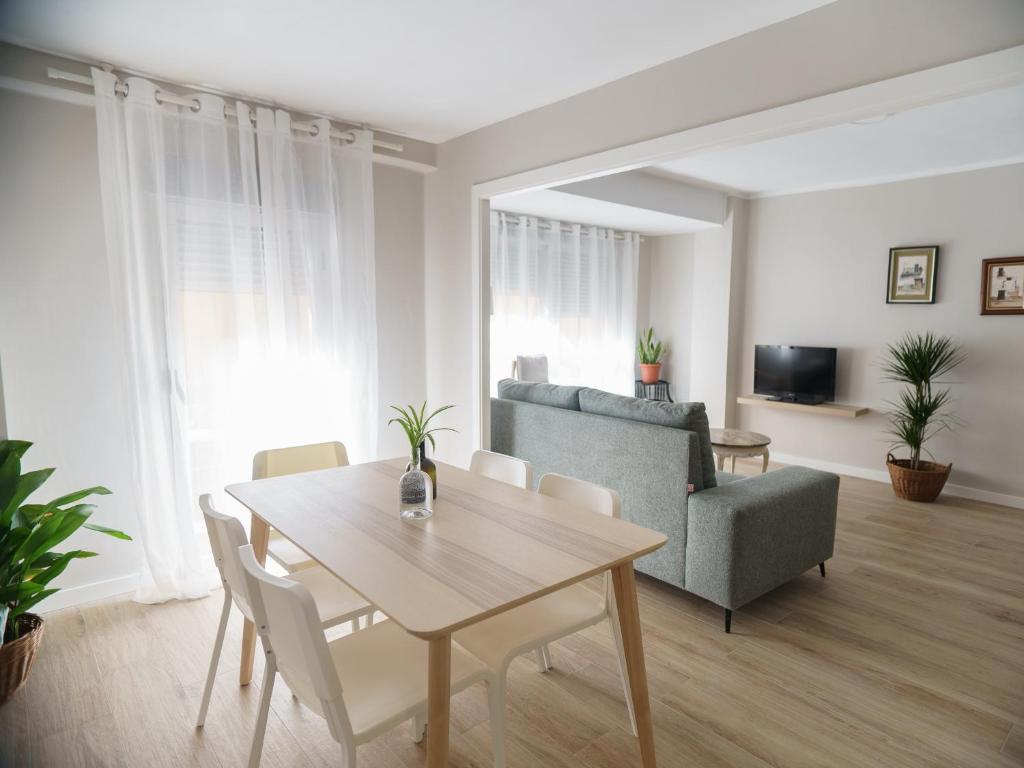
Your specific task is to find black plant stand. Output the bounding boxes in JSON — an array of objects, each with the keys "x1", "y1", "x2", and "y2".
[{"x1": 634, "y1": 379, "x2": 673, "y2": 402}]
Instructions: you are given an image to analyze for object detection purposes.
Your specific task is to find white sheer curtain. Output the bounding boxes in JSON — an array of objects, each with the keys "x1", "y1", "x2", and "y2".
[
  {"x1": 490, "y1": 212, "x2": 639, "y2": 395},
  {"x1": 93, "y1": 70, "x2": 377, "y2": 603}
]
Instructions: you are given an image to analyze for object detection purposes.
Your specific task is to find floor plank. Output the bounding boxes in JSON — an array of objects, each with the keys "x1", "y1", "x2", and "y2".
[{"x1": 2, "y1": 460, "x2": 1021, "y2": 767}]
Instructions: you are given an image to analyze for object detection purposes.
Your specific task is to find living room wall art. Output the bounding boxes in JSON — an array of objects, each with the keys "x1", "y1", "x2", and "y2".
[
  {"x1": 980, "y1": 256, "x2": 1024, "y2": 315},
  {"x1": 886, "y1": 246, "x2": 938, "y2": 304}
]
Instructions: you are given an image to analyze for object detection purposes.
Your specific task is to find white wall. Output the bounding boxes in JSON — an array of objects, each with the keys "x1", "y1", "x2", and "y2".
[
  {"x1": 0, "y1": 85, "x2": 428, "y2": 608},
  {"x1": 646, "y1": 235, "x2": 694, "y2": 401},
  {"x1": 736, "y1": 164, "x2": 1024, "y2": 500},
  {"x1": 424, "y1": 0, "x2": 1024, "y2": 464}
]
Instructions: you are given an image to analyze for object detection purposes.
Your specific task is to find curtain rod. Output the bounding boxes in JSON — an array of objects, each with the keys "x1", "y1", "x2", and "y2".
[
  {"x1": 47, "y1": 67, "x2": 404, "y2": 153},
  {"x1": 494, "y1": 211, "x2": 644, "y2": 242}
]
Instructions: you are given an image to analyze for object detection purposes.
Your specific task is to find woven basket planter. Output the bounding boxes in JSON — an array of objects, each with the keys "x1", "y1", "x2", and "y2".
[
  {"x1": 0, "y1": 613, "x2": 44, "y2": 707},
  {"x1": 887, "y1": 454, "x2": 951, "y2": 503}
]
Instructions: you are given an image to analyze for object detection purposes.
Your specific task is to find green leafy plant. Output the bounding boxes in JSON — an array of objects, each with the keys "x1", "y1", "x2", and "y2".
[
  {"x1": 637, "y1": 327, "x2": 664, "y2": 365},
  {"x1": 388, "y1": 403, "x2": 457, "y2": 463},
  {"x1": 0, "y1": 440, "x2": 131, "y2": 645},
  {"x1": 881, "y1": 332, "x2": 965, "y2": 470}
]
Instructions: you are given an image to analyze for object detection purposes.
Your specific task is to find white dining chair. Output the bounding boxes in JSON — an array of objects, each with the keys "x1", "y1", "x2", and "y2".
[
  {"x1": 253, "y1": 441, "x2": 351, "y2": 574},
  {"x1": 469, "y1": 449, "x2": 534, "y2": 490},
  {"x1": 453, "y1": 472, "x2": 638, "y2": 738},
  {"x1": 196, "y1": 495, "x2": 375, "y2": 731},
  {"x1": 237, "y1": 544, "x2": 506, "y2": 768}
]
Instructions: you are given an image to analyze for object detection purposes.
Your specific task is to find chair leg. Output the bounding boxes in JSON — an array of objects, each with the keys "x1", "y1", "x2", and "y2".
[
  {"x1": 248, "y1": 649, "x2": 277, "y2": 768},
  {"x1": 196, "y1": 587, "x2": 232, "y2": 727},
  {"x1": 819, "y1": 561, "x2": 826, "y2": 577},
  {"x1": 607, "y1": 613, "x2": 638, "y2": 736},
  {"x1": 487, "y1": 676, "x2": 507, "y2": 768},
  {"x1": 349, "y1": 618, "x2": 360, "y2": 633},
  {"x1": 412, "y1": 713, "x2": 426, "y2": 744},
  {"x1": 366, "y1": 610, "x2": 375, "y2": 627},
  {"x1": 724, "y1": 608, "x2": 733, "y2": 633}
]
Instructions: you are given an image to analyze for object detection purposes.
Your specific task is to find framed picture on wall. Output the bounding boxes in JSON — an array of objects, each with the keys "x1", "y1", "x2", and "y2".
[
  {"x1": 980, "y1": 256, "x2": 1024, "y2": 315},
  {"x1": 886, "y1": 246, "x2": 938, "y2": 304}
]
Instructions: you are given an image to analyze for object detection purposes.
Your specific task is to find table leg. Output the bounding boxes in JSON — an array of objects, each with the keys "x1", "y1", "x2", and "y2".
[
  {"x1": 731, "y1": 455, "x2": 736, "y2": 473},
  {"x1": 762, "y1": 448, "x2": 770, "y2": 474},
  {"x1": 426, "y1": 634, "x2": 452, "y2": 768},
  {"x1": 716, "y1": 452, "x2": 725, "y2": 471},
  {"x1": 611, "y1": 562, "x2": 657, "y2": 767},
  {"x1": 240, "y1": 514, "x2": 270, "y2": 686}
]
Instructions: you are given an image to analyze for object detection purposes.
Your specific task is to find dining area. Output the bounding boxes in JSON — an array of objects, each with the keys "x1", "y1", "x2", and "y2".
[{"x1": 197, "y1": 435, "x2": 667, "y2": 768}]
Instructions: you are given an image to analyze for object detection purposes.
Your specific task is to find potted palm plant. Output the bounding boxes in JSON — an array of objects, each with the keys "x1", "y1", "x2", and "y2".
[
  {"x1": 0, "y1": 440, "x2": 131, "y2": 706},
  {"x1": 637, "y1": 327, "x2": 665, "y2": 385},
  {"x1": 882, "y1": 332, "x2": 965, "y2": 502}
]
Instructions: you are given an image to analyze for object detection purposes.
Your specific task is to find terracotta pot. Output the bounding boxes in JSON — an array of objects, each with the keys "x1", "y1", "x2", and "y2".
[
  {"x1": 886, "y1": 453, "x2": 951, "y2": 503},
  {"x1": 639, "y1": 363, "x2": 662, "y2": 384},
  {"x1": 0, "y1": 613, "x2": 44, "y2": 707}
]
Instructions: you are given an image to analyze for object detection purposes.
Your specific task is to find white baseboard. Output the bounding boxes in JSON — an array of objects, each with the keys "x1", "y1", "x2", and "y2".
[
  {"x1": 38, "y1": 573, "x2": 139, "y2": 614},
  {"x1": 769, "y1": 452, "x2": 1024, "y2": 511}
]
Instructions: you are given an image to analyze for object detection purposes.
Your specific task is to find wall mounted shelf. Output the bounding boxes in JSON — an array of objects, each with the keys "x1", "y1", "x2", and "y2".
[{"x1": 736, "y1": 395, "x2": 869, "y2": 418}]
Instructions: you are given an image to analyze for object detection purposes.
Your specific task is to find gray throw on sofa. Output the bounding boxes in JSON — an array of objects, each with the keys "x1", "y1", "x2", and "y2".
[{"x1": 491, "y1": 379, "x2": 839, "y2": 631}]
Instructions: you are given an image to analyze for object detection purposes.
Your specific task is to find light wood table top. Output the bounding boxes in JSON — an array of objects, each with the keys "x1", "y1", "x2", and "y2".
[
  {"x1": 229, "y1": 458, "x2": 665, "y2": 767},
  {"x1": 226, "y1": 458, "x2": 667, "y2": 639},
  {"x1": 710, "y1": 428, "x2": 772, "y2": 448}
]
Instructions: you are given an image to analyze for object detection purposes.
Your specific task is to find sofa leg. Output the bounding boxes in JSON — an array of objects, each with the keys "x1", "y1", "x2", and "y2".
[
  {"x1": 819, "y1": 561, "x2": 826, "y2": 577},
  {"x1": 724, "y1": 608, "x2": 732, "y2": 633}
]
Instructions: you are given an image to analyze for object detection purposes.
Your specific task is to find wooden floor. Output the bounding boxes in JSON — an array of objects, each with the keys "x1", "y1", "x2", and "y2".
[{"x1": 2, "y1": 462, "x2": 1022, "y2": 767}]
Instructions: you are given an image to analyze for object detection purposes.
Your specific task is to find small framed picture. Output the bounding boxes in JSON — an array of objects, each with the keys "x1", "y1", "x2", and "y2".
[
  {"x1": 981, "y1": 256, "x2": 1024, "y2": 315},
  {"x1": 887, "y1": 246, "x2": 938, "y2": 304}
]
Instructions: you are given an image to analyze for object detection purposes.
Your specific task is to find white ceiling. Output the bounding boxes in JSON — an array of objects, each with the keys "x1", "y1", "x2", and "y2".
[
  {"x1": 652, "y1": 84, "x2": 1024, "y2": 197},
  {"x1": 491, "y1": 188, "x2": 720, "y2": 236},
  {"x1": 0, "y1": 0, "x2": 832, "y2": 143}
]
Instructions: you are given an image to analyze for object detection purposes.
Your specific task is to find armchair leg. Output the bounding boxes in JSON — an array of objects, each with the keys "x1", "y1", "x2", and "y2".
[
  {"x1": 819, "y1": 561, "x2": 826, "y2": 577},
  {"x1": 724, "y1": 608, "x2": 732, "y2": 633}
]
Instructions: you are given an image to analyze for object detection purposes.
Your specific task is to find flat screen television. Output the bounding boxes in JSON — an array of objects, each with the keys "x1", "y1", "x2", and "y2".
[{"x1": 754, "y1": 345, "x2": 837, "y2": 404}]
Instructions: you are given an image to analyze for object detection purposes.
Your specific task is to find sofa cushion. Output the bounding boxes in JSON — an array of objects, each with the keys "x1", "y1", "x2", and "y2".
[
  {"x1": 578, "y1": 388, "x2": 717, "y2": 488},
  {"x1": 497, "y1": 378, "x2": 582, "y2": 410}
]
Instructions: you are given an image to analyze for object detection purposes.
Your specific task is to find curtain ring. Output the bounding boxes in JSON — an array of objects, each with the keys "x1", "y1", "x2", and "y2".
[
  {"x1": 310, "y1": 123, "x2": 320, "y2": 137},
  {"x1": 190, "y1": 98, "x2": 201, "y2": 113},
  {"x1": 121, "y1": 81, "x2": 130, "y2": 98}
]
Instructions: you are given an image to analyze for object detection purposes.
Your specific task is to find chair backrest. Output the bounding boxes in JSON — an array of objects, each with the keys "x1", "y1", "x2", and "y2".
[
  {"x1": 537, "y1": 472, "x2": 621, "y2": 519},
  {"x1": 237, "y1": 544, "x2": 354, "y2": 744},
  {"x1": 537, "y1": 473, "x2": 621, "y2": 607},
  {"x1": 253, "y1": 441, "x2": 349, "y2": 480},
  {"x1": 514, "y1": 354, "x2": 549, "y2": 383},
  {"x1": 199, "y1": 494, "x2": 256, "y2": 620},
  {"x1": 469, "y1": 449, "x2": 534, "y2": 489}
]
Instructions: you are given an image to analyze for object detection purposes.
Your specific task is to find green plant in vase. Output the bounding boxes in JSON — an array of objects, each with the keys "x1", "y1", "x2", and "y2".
[
  {"x1": 0, "y1": 440, "x2": 131, "y2": 704},
  {"x1": 637, "y1": 327, "x2": 665, "y2": 385},
  {"x1": 388, "y1": 403, "x2": 457, "y2": 518},
  {"x1": 881, "y1": 332, "x2": 965, "y2": 501}
]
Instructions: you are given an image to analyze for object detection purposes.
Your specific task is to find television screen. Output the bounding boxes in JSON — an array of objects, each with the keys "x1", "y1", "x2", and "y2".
[{"x1": 754, "y1": 345, "x2": 837, "y2": 404}]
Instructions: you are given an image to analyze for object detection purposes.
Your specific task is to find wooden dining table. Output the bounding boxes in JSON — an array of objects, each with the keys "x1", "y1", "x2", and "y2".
[{"x1": 226, "y1": 458, "x2": 667, "y2": 767}]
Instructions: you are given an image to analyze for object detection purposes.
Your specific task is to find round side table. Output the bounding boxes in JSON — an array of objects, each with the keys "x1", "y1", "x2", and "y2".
[{"x1": 710, "y1": 428, "x2": 772, "y2": 474}]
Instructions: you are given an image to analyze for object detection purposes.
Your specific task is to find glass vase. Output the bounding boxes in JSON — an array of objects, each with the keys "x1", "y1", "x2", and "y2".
[{"x1": 399, "y1": 446, "x2": 433, "y2": 521}]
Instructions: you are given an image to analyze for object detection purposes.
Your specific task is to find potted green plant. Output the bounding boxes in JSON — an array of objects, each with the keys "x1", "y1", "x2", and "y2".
[
  {"x1": 637, "y1": 327, "x2": 665, "y2": 385},
  {"x1": 0, "y1": 440, "x2": 131, "y2": 705},
  {"x1": 882, "y1": 332, "x2": 965, "y2": 502},
  {"x1": 388, "y1": 403, "x2": 457, "y2": 519}
]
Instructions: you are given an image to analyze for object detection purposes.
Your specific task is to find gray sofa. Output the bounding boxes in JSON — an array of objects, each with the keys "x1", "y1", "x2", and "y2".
[{"x1": 491, "y1": 379, "x2": 839, "y2": 631}]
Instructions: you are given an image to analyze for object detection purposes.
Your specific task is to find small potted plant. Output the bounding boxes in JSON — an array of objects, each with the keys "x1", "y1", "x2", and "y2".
[
  {"x1": 0, "y1": 440, "x2": 131, "y2": 706},
  {"x1": 637, "y1": 327, "x2": 665, "y2": 385},
  {"x1": 388, "y1": 403, "x2": 456, "y2": 520},
  {"x1": 882, "y1": 332, "x2": 965, "y2": 502}
]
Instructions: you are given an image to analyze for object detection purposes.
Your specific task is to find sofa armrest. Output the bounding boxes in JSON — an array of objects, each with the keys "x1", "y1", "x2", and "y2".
[{"x1": 684, "y1": 466, "x2": 839, "y2": 609}]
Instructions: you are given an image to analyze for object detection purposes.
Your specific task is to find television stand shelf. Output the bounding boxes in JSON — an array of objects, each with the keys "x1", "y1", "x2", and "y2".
[{"x1": 737, "y1": 395, "x2": 869, "y2": 418}]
